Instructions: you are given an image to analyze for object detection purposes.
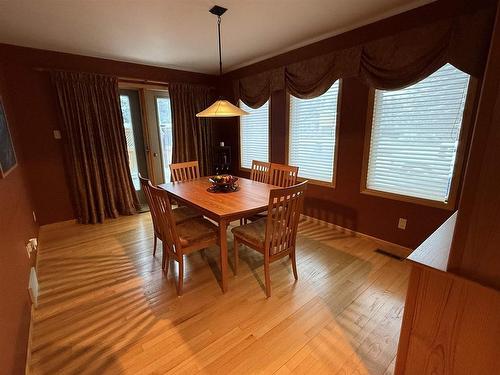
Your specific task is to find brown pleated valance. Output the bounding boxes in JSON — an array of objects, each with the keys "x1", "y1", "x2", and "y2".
[{"x1": 235, "y1": 6, "x2": 495, "y2": 107}]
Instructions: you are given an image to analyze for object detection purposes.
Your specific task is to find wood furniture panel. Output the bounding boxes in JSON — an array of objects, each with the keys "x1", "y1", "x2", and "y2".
[
  {"x1": 448, "y1": 3, "x2": 500, "y2": 289},
  {"x1": 159, "y1": 177, "x2": 275, "y2": 292},
  {"x1": 395, "y1": 266, "x2": 500, "y2": 375}
]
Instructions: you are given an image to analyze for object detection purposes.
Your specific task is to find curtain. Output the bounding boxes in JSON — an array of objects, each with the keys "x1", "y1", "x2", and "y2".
[
  {"x1": 52, "y1": 71, "x2": 139, "y2": 224},
  {"x1": 234, "y1": 5, "x2": 495, "y2": 103},
  {"x1": 169, "y1": 83, "x2": 214, "y2": 176}
]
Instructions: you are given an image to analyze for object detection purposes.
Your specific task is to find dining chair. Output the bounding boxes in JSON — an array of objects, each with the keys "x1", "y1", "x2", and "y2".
[
  {"x1": 231, "y1": 181, "x2": 307, "y2": 297},
  {"x1": 250, "y1": 160, "x2": 270, "y2": 183},
  {"x1": 269, "y1": 163, "x2": 299, "y2": 187},
  {"x1": 148, "y1": 185, "x2": 220, "y2": 296},
  {"x1": 244, "y1": 162, "x2": 299, "y2": 224},
  {"x1": 239, "y1": 160, "x2": 271, "y2": 226},
  {"x1": 139, "y1": 176, "x2": 201, "y2": 256},
  {"x1": 170, "y1": 161, "x2": 200, "y2": 182}
]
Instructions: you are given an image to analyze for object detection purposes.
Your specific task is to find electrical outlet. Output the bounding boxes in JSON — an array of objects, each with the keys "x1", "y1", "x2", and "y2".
[
  {"x1": 53, "y1": 130, "x2": 62, "y2": 139},
  {"x1": 398, "y1": 218, "x2": 407, "y2": 230},
  {"x1": 26, "y1": 242, "x2": 32, "y2": 258}
]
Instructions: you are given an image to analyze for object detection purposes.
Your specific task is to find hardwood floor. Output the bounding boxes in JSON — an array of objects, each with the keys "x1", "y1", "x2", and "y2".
[{"x1": 30, "y1": 214, "x2": 410, "y2": 374}]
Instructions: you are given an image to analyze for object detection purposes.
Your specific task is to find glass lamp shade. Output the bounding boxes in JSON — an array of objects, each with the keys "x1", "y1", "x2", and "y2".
[{"x1": 196, "y1": 99, "x2": 249, "y2": 117}]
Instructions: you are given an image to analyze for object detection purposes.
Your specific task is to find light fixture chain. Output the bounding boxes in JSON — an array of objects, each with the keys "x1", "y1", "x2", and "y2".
[{"x1": 217, "y1": 15, "x2": 222, "y2": 76}]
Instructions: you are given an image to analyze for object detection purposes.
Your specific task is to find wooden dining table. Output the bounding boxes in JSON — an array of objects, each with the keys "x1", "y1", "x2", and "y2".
[{"x1": 159, "y1": 177, "x2": 275, "y2": 293}]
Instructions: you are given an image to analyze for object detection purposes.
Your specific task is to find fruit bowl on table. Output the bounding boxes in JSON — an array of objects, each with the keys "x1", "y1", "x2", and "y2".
[{"x1": 208, "y1": 174, "x2": 239, "y2": 193}]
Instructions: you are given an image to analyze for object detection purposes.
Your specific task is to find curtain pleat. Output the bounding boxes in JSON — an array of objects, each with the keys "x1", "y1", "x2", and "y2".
[
  {"x1": 169, "y1": 83, "x2": 214, "y2": 177},
  {"x1": 52, "y1": 71, "x2": 139, "y2": 224},
  {"x1": 235, "y1": 6, "x2": 495, "y2": 103}
]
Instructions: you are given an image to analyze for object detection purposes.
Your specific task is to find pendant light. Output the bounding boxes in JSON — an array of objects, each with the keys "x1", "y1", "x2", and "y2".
[{"x1": 196, "y1": 5, "x2": 248, "y2": 118}]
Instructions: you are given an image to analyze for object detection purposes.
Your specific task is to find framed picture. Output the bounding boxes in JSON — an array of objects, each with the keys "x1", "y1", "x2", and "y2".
[{"x1": 0, "y1": 99, "x2": 17, "y2": 178}]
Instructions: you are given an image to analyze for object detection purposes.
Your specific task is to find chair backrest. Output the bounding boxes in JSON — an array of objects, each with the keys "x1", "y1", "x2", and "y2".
[
  {"x1": 250, "y1": 160, "x2": 270, "y2": 183},
  {"x1": 269, "y1": 163, "x2": 299, "y2": 187},
  {"x1": 264, "y1": 181, "x2": 307, "y2": 257},
  {"x1": 148, "y1": 185, "x2": 181, "y2": 253},
  {"x1": 139, "y1": 175, "x2": 159, "y2": 234},
  {"x1": 170, "y1": 161, "x2": 200, "y2": 182}
]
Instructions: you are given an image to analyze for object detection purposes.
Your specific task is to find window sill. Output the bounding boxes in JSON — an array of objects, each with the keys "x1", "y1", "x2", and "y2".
[
  {"x1": 298, "y1": 177, "x2": 335, "y2": 188},
  {"x1": 360, "y1": 188, "x2": 454, "y2": 210}
]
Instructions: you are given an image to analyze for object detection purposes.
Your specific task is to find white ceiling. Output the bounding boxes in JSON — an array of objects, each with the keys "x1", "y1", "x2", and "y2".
[{"x1": 0, "y1": 0, "x2": 434, "y2": 74}]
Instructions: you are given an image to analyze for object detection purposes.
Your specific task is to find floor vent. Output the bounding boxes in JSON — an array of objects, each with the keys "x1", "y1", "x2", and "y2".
[{"x1": 374, "y1": 248, "x2": 405, "y2": 261}]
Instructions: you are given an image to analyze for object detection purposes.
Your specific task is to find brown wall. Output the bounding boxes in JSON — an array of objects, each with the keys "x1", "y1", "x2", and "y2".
[
  {"x1": 0, "y1": 43, "x2": 216, "y2": 225},
  {"x1": 0, "y1": 63, "x2": 39, "y2": 375},
  {"x1": 218, "y1": 0, "x2": 492, "y2": 249}
]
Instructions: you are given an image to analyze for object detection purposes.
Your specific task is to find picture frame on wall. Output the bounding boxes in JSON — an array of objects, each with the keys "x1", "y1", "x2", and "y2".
[{"x1": 0, "y1": 99, "x2": 17, "y2": 178}]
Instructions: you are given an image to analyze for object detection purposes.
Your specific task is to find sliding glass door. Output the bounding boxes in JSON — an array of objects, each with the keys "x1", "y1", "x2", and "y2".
[
  {"x1": 144, "y1": 90, "x2": 173, "y2": 184},
  {"x1": 119, "y1": 89, "x2": 148, "y2": 206}
]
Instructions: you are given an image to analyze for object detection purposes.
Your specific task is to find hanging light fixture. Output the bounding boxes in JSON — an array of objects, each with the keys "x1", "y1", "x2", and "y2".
[{"x1": 196, "y1": 5, "x2": 248, "y2": 118}]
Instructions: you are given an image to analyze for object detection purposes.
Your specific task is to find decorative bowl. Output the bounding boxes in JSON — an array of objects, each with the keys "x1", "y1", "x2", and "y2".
[{"x1": 208, "y1": 174, "x2": 239, "y2": 192}]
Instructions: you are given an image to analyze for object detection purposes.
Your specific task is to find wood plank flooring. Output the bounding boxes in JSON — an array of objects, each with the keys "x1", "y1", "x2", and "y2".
[{"x1": 30, "y1": 214, "x2": 410, "y2": 374}]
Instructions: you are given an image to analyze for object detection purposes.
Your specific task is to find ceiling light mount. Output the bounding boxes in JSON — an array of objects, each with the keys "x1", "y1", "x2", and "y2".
[{"x1": 209, "y1": 5, "x2": 227, "y2": 17}]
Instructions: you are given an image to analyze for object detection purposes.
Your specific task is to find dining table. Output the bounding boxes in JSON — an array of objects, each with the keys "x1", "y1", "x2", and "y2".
[{"x1": 159, "y1": 176, "x2": 275, "y2": 293}]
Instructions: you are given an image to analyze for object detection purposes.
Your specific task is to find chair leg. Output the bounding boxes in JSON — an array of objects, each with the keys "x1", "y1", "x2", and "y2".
[
  {"x1": 233, "y1": 237, "x2": 239, "y2": 276},
  {"x1": 177, "y1": 255, "x2": 184, "y2": 296},
  {"x1": 264, "y1": 260, "x2": 271, "y2": 298},
  {"x1": 153, "y1": 234, "x2": 158, "y2": 256},
  {"x1": 291, "y1": 250, "x2": 298, "y2": 280},
  {"x1": 161, "y1": 243, "x2": 168, "y2": 270},
  {"x1": 164, "y1": 249, "x2": 170, "y2": 277},
  {"x1": 239, "y1": 218, "x2": 243, "y2": 226}
]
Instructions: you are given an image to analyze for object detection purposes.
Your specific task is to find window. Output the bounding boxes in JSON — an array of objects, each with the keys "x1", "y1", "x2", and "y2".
[
  {"x1": 155, "y1": 97, "x2": 173, "y2": 182},
  {"x1": 120, "y1": 95, "x2": 140, "y2": 190},
  {"x1": 365, "y1": 64, "x2": 470, "y2": 205},
  {"x1": 239, "y1": 100, "x2": 269, "y2": 169},
  {"x1": 289, "y1": 81, "x2": 340, "y2": 183}
]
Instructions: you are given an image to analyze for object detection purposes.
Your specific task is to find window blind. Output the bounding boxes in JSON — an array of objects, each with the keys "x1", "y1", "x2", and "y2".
[
  {"x1": 289, "y1": 81, "x2": 339, "y2": 182},
  {"x1": 367, "y1": 64, "x2": 470, "y2": 203},
  {"x1": 239, "y1": 100, "x2": 269, "y2": 169}
]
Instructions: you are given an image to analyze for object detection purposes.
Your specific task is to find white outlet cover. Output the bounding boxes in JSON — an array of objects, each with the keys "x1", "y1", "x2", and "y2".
[
  {"x1": 398, "y1": 218, "x2": 407, "y2": 230},
  {"x1": 53, "y1": 130, "x2": 62, "y2": 139}
]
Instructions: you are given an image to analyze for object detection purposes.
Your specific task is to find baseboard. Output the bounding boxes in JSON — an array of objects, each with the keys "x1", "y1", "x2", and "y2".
[
  {"x1": 40, "y1": 219, "x2": 77, "y2": 231},
  {"x1": 300, "y1": 214, "x2": 413, "y2": 259},
  {"x1": 25, "y1": 304, "x2": 35, "y2": 375}
]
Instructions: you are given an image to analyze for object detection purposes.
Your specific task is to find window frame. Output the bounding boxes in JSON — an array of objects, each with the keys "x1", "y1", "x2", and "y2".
[
  {"x1": 238, "y1": 99, "x2": 272, "y2": 172},
  {"x1": 286, "y1": 80, "x2": 343, "y2": 188},
  {"x1": 360, "y1": 77, "x2": 478, "y2": 210}
]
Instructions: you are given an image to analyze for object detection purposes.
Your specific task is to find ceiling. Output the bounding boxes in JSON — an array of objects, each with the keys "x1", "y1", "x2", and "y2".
[{"x1": 0, "y1": 0, "x2": 434, "y2": 74}]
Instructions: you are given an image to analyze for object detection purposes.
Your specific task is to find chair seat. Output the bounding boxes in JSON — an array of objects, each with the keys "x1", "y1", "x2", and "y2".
[
  {"x1": 173, "y1": 206, "x2": 202, "y2": 224},
  {"x1": 178, "y1": 217, "x2": 218, "y2": 247},
  {"x1": 231, "y1": 218, "x2": 267, "y2": 249}
]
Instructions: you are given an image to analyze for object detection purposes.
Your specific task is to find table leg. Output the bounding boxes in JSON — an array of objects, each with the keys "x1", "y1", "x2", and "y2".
[{"x1": 219, "y1": 219, "x2": 228, "y2": 293}]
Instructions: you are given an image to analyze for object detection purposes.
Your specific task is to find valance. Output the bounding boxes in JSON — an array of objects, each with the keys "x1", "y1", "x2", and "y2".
[{"x1": 235, "y1": 6, "x2": 495, "y2": 107}]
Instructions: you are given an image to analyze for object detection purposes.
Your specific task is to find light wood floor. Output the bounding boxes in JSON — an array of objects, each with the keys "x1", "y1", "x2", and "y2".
[{"x1": 30, "y1": 214, "x2": 410, "y2": 375}]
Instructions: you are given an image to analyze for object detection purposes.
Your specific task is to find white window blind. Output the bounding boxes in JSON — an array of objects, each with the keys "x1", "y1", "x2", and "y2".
[
  {"x1": 367, "y1": 64, "x2": 470, "y2": 203},
  {"x1": 239, "y1": 100, "x2": 269, "y2": 169},
  {"x1": 289, "y1": 81, "x2": 339, "y2": 182}
]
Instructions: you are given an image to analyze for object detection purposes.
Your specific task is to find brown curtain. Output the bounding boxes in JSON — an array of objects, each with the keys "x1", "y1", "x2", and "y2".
[
  {"x1": 52, "y1": 71, "x2": 139, "y2": 224},
  {"x1": 234, "y1": 5, "x2": 495, "y2": 101},
  {"x1": 169, "y1": 83, "x2": 214, "y2": 176}
]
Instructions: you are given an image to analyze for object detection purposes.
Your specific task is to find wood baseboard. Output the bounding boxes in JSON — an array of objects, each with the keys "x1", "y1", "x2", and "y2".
[{"x1": 300, "y1": 214, "x2": 413, "y2": 259}]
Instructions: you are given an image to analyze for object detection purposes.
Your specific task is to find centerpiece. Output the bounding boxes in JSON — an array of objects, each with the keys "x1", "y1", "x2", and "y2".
[{"x1": 207, "y1": 174, "x2": 239, "y2": 193}]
